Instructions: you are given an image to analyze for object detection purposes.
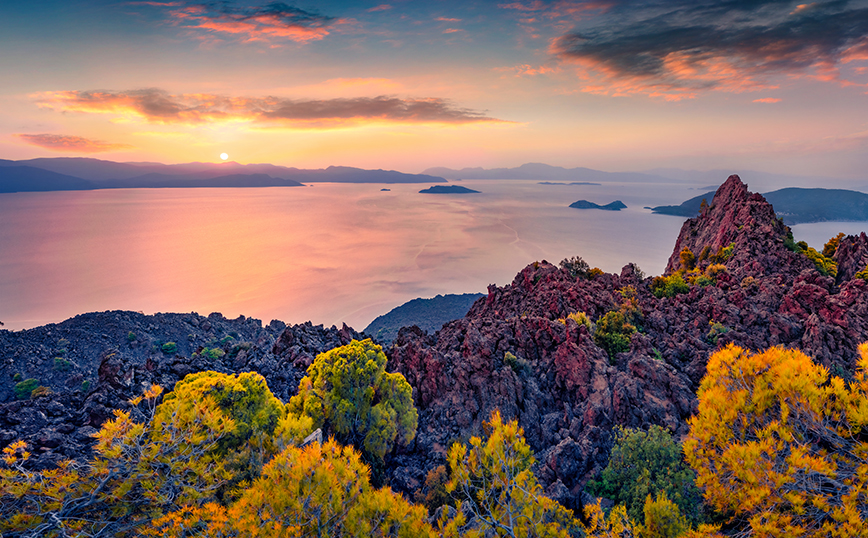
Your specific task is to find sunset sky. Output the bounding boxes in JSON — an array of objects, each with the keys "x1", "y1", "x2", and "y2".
[{"x1": 3, "y1": 0, "x2": 868, "y2": 177}]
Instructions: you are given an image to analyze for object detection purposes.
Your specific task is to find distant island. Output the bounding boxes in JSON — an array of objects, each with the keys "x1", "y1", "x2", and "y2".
[
  {"x1": 652, "y1": 187, "x2": 868, "y2": 224},
  {"x1": 0, "y1": 157, "x2": 446, "y2": 193},
  {"x1": 569, "y1": 200, "x2": 627, "y2": 211},
  {"x1": 364, "y1": 293, "x2": 484, "y2": 345},
  {"x1": 419, "y1": 185, "x2": 480, "y2": 194},
  {"x1": 538, "y1": 181, "x2": 601, "y2": 186}
]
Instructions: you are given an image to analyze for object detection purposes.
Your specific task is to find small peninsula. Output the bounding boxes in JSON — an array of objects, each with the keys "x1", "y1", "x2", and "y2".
[
  {"x1": 569, "y1": 199, "x2": 627, "y2": 210},
  {"x1": 419, "y1": 185, "x2": 480, "y2": 194}
]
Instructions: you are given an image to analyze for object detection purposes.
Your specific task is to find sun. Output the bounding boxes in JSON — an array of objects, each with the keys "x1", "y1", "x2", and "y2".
[{"x1": 220, "y1": 153, "x2": 229, "y2": 161}]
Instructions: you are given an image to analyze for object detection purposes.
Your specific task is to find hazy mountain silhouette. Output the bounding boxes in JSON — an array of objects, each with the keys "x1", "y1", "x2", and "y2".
[
  {"x1": 423, "y1": 162, "x2": 679, "y2": 183},
  {"x1": 0, "y1": 166, "x2": 96, "y2": 193},
  {"x1": 0, "y1": 158, "x2": 446, "y2": 191}
]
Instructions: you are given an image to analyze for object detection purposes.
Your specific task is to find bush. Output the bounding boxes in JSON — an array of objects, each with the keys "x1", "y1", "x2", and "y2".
[
  {"x1": 197, "y1": 347, "x2": 225, "y2": 360},
  {"x1": 12, "y1": 373, "x2": 21, "y2": 382},
  {"x1": 684, "y1": 343, "x2": 868, "y2": 537},
  {"x1": 161, "y1": 342, "x2": 177, "y2": 354},
  {"x1": 13, "y1": 378, "x2": 38, "y2": 400},
  {"x1": 288, "y1": 339, "x2": 418, "y2": 464},
  {"x1": 53, "y1": 357, "x2": 72, "y2": 371},
  {"x1": 705, "y1": 322, "x2": 729, "y2": 345},
  {"x1": 679, "y1": 248, "x2": 696, "y2": 271},
  {"x1": 823, "y1": 232, "x2": 845, "y2": 258},
  {"x1": 856, "y1": 265, "x2": 868, "y2": 281},
  {"x1": 639, "y1": 492, "x2": 689, "y2": 538},
  {"x1": 586, "y1": 425, "x2": 702, "y2": 526},
  {"x1": 651, "y1": 274, "x2": 690, "y2": 298},
  {"x1": 557, "y1": 311, "x2": 592, "y2": 330},
  {"x1": 560, "y1": 256, "x2": 590, "y2": 278},
  {"x1": 802, "y1": 245, "x2": 837, "y2": 277},
  {"x1": 593, "y1": 311, "x2": 636, "y2": 361},
  {"x1": 30, "y1": 386, "x2": 52, "y2": 398},
  {"x1": 127, "y1": 331, "x2": 137, "y2": 342}
]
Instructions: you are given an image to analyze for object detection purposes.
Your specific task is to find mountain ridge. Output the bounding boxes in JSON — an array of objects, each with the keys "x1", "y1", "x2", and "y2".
[{"x1": 0, "y1": 157, "x2": 445, "y2": 192}]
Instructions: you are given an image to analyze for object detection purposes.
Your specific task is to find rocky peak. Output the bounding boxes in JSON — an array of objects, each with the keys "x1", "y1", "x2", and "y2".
[
  {"x1": 665, "y1": 175, "x2": 811, "y2": 278},
  {"x1": 834, "y1": 232, "x2": 868, "y2": 282}
]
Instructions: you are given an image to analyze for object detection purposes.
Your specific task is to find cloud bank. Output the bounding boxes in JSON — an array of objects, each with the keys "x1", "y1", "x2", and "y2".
[
  {"x1": 34, "y1": 89, "x2": 501, "y2": 126},
  {"x1": 15, "y1": 134, "x2": 133, "y2": 153},
  {"x1": 551, "y1": 0, "x2": 868, "y2": 99}
]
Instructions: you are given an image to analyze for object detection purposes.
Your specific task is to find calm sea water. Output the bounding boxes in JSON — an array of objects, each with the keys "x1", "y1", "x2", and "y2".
[{"x1": 1, "y1": 180, "x2": 863, "y2": 332}]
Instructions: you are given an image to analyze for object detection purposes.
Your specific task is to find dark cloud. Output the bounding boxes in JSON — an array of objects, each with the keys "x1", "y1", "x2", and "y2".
[
  {"x1": 163, "y1": 1, "x2": 338, "y2": 43},
  {"x1": 35, "y1": 89, "x2": 502, "y2": 126},
  {"x1": 552, "y1": 0, "x2": 868, "y2": 98},
  {"x1": 15, "y1": 134, "x2": 133, "y2": 153}
]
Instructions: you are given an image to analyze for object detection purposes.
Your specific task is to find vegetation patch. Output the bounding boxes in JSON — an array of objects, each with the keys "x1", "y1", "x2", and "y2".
[{"x1": 13, "y1": 378, "x2": 39, "y2": 400}]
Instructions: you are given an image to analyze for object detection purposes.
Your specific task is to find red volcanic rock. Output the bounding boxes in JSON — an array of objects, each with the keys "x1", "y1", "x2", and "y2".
[
  {"x1": 387, "y1": 175, "x2": 868, "y2": 509},
  {"x1": 834, "y1": 232, "x2": 868, "y2": 282},
  {"x1": 665, "y1": 175, "x2": 813, "y2": 279}
]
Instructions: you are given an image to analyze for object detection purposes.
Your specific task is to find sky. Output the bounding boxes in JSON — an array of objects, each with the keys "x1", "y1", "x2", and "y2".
[{"x1": 2, "y1": 0, "x2": 868, "y2": 178}]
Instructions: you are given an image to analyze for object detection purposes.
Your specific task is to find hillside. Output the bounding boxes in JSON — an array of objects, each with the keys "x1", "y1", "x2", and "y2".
[
  {"x1": 652, "y1": 186, "x2": 868, "y2": 224},
  {"x1": 3, "y1": 175, "x2": 868, "y2": 515},
  {"x1": 363, "y1": 293, "x2": 484, "y2": 345},
  {"x1": 0, "y1": 157, "x2": 446, "y2": 192}
]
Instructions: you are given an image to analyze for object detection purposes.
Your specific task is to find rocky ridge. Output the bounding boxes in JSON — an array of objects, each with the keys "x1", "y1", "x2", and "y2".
[{"x1": 384, "y1": 175, "x2": 868, "y2": 508}]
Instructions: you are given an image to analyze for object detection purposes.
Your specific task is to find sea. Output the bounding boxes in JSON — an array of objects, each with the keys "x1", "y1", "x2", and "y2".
[{"x1": 1, "y1": 179, "x2": 865, "y2": 332}]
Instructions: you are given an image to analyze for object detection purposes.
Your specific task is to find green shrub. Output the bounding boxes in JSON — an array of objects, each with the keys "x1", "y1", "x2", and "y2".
[
  {"x1": 855, "y1": 265, "x2": 868, "y2": 281},
  {"x1": 127, "y1": 331, "x2": 137, "y2": 342},
  {"x1": 639, "y1": 492, "x2": 690, "y2": 538},
  {"x1": 30, "y1": 386, "x2": 52, "y2": 398},
  {"x1": 504, "y1": 351, "x2": 531, "y2": 376},
  {"x1": 708, "y1": 242, "x2": 735, "y2": 263},
  {"x1": 12, "y1": 373, "x2": 21, "y2": 382},
  {"x1": 651, "y1": 274, "x2": 690, "y2": 298},
  {"x1": 13, "y1": 378, "x2": 39, "y2": 400},
  {"x1": 81, "y1": 380, "x2": 91, "y2": 393},
  {"x1": 557, "y1": 311, "x2": 592, "y2": 330},
  {"x1": 823, "y1": 232, "x2": 845, "y2": 258},
  {"x1": 706, "y1": 321, "x2": 729, "y2": 345},
  {"x1": 783, "y1": 229, "x2": 800, "y2": 252},
  {"x1": 198, "y1": 347, "x2": 225, "y2": 360},
  {"x1": 53, "y1": 357, "x2": 72, "y2": 371},
  {"x1": 694, "y1": 275, "x2": 714, "y2": 287},
  {"x1": 586, "y1": 425, "x2": 703, "y2": 526},
  {"x1": 161, "y1": 342, "x2": 177, "y2": 354},
  {"x1": 679, "y1": 248, "x2": 695, "y2": 271},
  {"x1": 802, "y1": 246, "x2": 837, "y2": 277},
  {"x1": 594, "y1": 311, "x2": 636, "y2": 361},
  {"x1": 559, "y1": 256, "x2": 590, "y2": 278},
  {"x1": 220, "y1": 335, "x2": 235, "y2": 346}
]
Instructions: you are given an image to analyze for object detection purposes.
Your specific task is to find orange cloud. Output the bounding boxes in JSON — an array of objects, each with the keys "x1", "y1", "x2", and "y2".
[
  {"x1": 435, "y1": 17, "x2": 461, "y2": 22},
  {"x1": 443, "y1": 28, "x2": 463, "y2": 34},
  {"x1": 15, "y1": 134, "x2": 133, "y2": 153},
  {"x1": 34, "y1": 89, "x2": 505, "y2": 127},
  {"x1": 157, "y1": 1, "x2": 338, "y2": 44},
  {"x1": 753, "y1": 97, "x2": 782, "y2": 103},
  {"x1": 368, "y1": 4, "x2": 392, "y2": 12},
  {"x1": 497, "y1": 64, "x2": 561, "y2": 77}
]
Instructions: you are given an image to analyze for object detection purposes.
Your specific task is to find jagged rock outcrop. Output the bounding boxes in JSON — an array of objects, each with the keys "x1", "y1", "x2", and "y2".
[
  {"x1": 0, "y1": 311, "x2": 362, "y2": 468},
  {"x1": 386, "y1": 175, "x2": 868, "y2": 508},
  {"x1": 834, "y1": 232, "x2": 868, "y2": 282}
]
